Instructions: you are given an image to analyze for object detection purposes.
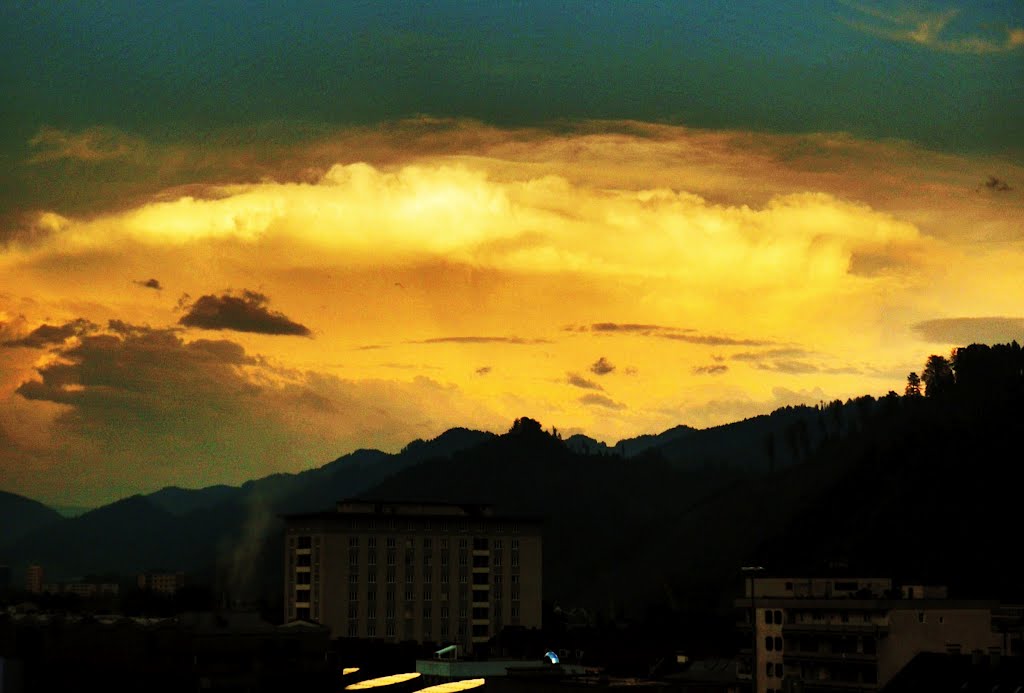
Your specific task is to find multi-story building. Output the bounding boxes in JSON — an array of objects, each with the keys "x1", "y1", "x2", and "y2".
[
  {"x1": 736, "y1": 577, "x2": 1009, "y2": 693},
  {"x1": 282, "y1": 500, "x2": 542, "y2": 652},
  {"x1": 138, "y1": 571, "x2": 186, "y2": 595},
  {"x1": 25, "y1": 565, "x2": 43, "y2": 594}
]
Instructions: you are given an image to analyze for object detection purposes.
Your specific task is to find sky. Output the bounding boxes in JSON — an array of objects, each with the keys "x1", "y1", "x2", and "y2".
[{"x1": 1, "y1": 1, "x2": 1023, "y2": 506}]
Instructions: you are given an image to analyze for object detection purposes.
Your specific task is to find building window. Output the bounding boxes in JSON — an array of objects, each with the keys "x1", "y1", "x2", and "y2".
[
  {"x1": 386, "y1": 587, "x2": 395, "y2": 602},
  {"x1": 424, "y1": 606, "x2": 432, "y2": 619},
  {"x1": 424, "y1": 588, "x2": 432, "y2": 601},
  {"x1": 765, "y1": 636, "x2": 774, "y2": 652},
  {"x1": 473, "y1": 555, "x2": 489, "y2": 568},
  {"x1": 441, "y1": 622, "x2": 449, "y2": 638},
  {"x1": 511, "y1": 589, "x2": 520, "y2": 601},
  {"x1": 441, "y1": 606, "x2": 450, "y2": 619},
  {"x1": 494, "y1": 553, "x2": 502, "y2": 567},
  {"x1": 368, "y1": 571, "x2": 377, "y2": 584},
  {"x1": 349, "y1": 536, "x2": 359, "y2": 547},
  {"x1": 767, "y1": 662, "x2": 773, "y2": 677},
  {"x1": 297, "y1": 572, "x2": 311, "y2": 584},
  {"x1": 368, "y1": 536, "x2": 377, "y2": 548},
  {"x1": 474, "y1": 537, "x2": 489, "y2": 550},
  {"x1": 494, "y1": 539, "x2": 503, "y2": 550},
  {"x1": 297, "y1": 607, "x2": 310, "y2": 620},
  {"x1": 298, "y1": 536, "x2": 312, "y2": 549},
  {"x1": 441, "y1": 553, "x2": 450, "y2": 568},
  {"x1": 442, "y1": 572, "x2": 449, "y2": 584},
  {"x1": 473, "y1": 573, "x2": 488, "y2": 585},
  {"x1": 459, "y1": 538, "x2": 468, "y2": 549},
  {"x1": 367, "y1": 622, "x2": 376, "y2": 637},
  {"x1": 511, "y1": 553, "x2": 519, "y2": 567},
  {"x1": 459, "y1": 553, "x2": 468, "y2": 566},
  {"x1": 405, "y1": 569, "x2": 415, "y2": 583},
  {"x1": 349, "y1": 604, "x2": 358, "y2": 619},
  {"x1": 386, "y1": 604, "x2": 395, "y2": 619},
  {"x1": 387, "y1": 537, "x2": 396, "y2": 548},
  {"x1": 349, "y1": 549, "x2": 359, "y2": 566},
  {"x1": 348, "y1": 572, "x2": 358, "y2": 584},
  {"x1": 511, "y1": 606, "x2": 520, "y2": 618},
  {"x1": 774, "y1": 610, "x2": 783, "y2": 624},
  {"x1": 348, "y1": 622, "x2": 358, "y2": 637},
  {"x1": 511, "y1": 574, "x2": 520, "y2": 584},
  {"x1": 511, "y1": 539, "x2": 519, "y2": 550},
  {"x1": 368, "y1": 551, "x2": 377, "y2": 566},
  {"x1": 918, "y1": 612, "x2": 927, "y2": 623},
  {"x1": 297, "y1": 554, "x2": 311, "y2": 567},
  {"x1": 775, "y1": 636, "x2": 782, "y2": 651},
  {"x1": 367, "y1": 589, "x2": 376, "y2": 602},
  {"x1": 386, "y1": 568, "x2": 395, "y2": 584},
  {"x1": 494, "y1": 574, "x2": 503, "y2": 586},
  {"x1": 387, "y1": 550, "x2": 396, "y2": 566},
  {"x1": 349, "y1": 587, "x2": 358, "y2": 601}
]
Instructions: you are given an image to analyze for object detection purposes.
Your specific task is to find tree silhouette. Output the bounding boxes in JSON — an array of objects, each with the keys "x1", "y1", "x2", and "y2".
[
  {"x1": 921, "y1": 355, "x2": 954, "y2": 397},
  {"x1": 905, "y1": 372, "x2": 922, "y2": 397}
]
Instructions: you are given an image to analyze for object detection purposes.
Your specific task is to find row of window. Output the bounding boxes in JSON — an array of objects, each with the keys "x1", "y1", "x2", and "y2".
[
  {"x1": 345, "y1": 565, "x2": 523, "y2": 582},
  {"x1": 345, "y1": 537, "x2": 521, "y2": 551},
  {"x1": 346, "y1": 586, "x2": 522, "y2": 602},
  {"x1": 764, "y1": 636, "x2": 783, "y2": 652},
  {"x1": 763, "y1": 609, "x2": 784, "y2": 625},
  {"x1": 345, "y1": 607, "x2": 524, "y2": 637}
]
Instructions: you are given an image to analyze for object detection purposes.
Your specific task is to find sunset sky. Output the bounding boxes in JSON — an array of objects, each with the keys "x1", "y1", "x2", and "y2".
[{"x1": 2, "y1": 2, "x2": 1022, "y2": 506}]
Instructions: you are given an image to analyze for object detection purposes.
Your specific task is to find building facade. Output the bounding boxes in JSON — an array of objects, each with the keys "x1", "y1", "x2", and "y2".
[
  {"x1": 283, "y1": 500, "x2": 542, "y2": 651},
  {"x1": 138, "y1": 571, "x2": 186, "y2": 595},
  {"x1": 25, "y1": 565, "x2": 43, "y2": 594},
  {"x1": 737, "y1": 577, "x2": 1008, "y2": 693}
]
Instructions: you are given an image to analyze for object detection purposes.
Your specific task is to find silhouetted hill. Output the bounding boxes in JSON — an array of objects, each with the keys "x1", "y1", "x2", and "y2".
[
  {"x1": 0, "y1": 427, "x2": 495, "y2": 583},
  {"x1": 148, "y1": 484, "x2": 238, "y2": 515},
  {"x1": 0, "y1": 490, "x2": 64, "y2": 549},
  {"x1": 365, "y1": 417, "x2": 742, "y2": 613},
  {"x1": 616, "y1": 423, "x2": 698, "y2": 457}
]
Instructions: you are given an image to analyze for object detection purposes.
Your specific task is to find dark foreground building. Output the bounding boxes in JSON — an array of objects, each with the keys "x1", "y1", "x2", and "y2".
[
  {"x1": 0, "y1": 610, "x2": 331, "y2": 692},
  {"x1": 283, "y1": 500, "x2": 543, "y2": 653}
]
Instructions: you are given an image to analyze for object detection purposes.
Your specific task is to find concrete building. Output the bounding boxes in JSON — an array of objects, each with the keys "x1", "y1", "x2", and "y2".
[
  {"x1": 283, "y1": 500, "x2": 542, "y2": 651},
  {"x1": 137, "y1": 571, "x2": 186, "y2": 595},
  {"x1": 736, "y1": 577, "x2": 1010, "y2": 693},
  {"x1": 24, "y1": 566, "x2": 43, "y2": 595}
]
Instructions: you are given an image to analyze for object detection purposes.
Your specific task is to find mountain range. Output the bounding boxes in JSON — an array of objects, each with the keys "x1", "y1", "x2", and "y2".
[{"x1": 3, "y1": 346, "x2": 1022, "y2": 618}]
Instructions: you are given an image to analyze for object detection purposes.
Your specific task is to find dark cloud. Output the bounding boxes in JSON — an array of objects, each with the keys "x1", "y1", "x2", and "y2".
[
  {"x1": 574, "y1": 323, "x2": 774, "y2": 347},
  {"x1": 475, "y1": 366, "x2": 492, "y2": 376},
  {"x1": 982, "y1": 176, "x2": 1012, "y2": 192},
  {"x1": 590, "y1": 357, "x2": 616, "y2": 375},
  {"x1": 7, "y1": 320, "x2": 496, "y2": 503},
  {"x1": 2, "y1": 318, "x2": 97, "y2": 348},
  {"x1": 179, "y1": 290, "x2": 311, "y2": 336},
  {"x1": 660, "y1": 333, "x2": 773, "y2": 346},
  {"x1": 412, "y1": 336, "x2": 550, "y2": 345},
  {"x1": 692, "y1": 364, "x2": 729, "y2": 375},
  {"x1": 732, "y1": 348, "x2": 813, "y2": 362},
  {"x1": 579, "y1": 393, "x2": 626, "y2": 410},
  {"x1": 567, "y1": 373, "x2": 604, "y2": 390},
  {"x1": 912, "y1": 317, "x2": 1024, "y2": 344},
  {"x1": 589, "y1": 323, "x2": 680, "y2": 333},
  {"x1": 753, "y1": 360, "x2": 820, "y2": 375},
  {"x1": 134, "y1": 278, "x2": 163, "y2": 290}
]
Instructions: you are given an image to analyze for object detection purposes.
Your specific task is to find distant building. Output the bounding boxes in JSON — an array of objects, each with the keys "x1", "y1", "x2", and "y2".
[
  {"x1": 282, "y1": 500, "x2": 542, "y2": 652},
  {"x1": 736, "y1": 576, "x2": 1013, "y2": 693},
  {"x1": 41, "y1": 580, "x2": 120, "y2": 597},
  {"x1": 138, "y1": 571, "x2": 186, "y2": 595},
  {"x1": 25, "y1": 565, "x2": 43, "y2": 594}
]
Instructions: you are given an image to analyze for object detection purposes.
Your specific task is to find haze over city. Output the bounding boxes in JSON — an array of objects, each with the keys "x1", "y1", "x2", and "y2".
[{"x1": 1, "y1": 1, "x2": 1021, "y2": 508}]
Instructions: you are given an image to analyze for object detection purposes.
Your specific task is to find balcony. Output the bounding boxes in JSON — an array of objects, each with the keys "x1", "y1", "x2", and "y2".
[
  {"x1": 784, "y1": 622, "x2": 888, "y2": 635},
  {"x1": 784, "y1": 651, "x2": 877, "y2": 663}
]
